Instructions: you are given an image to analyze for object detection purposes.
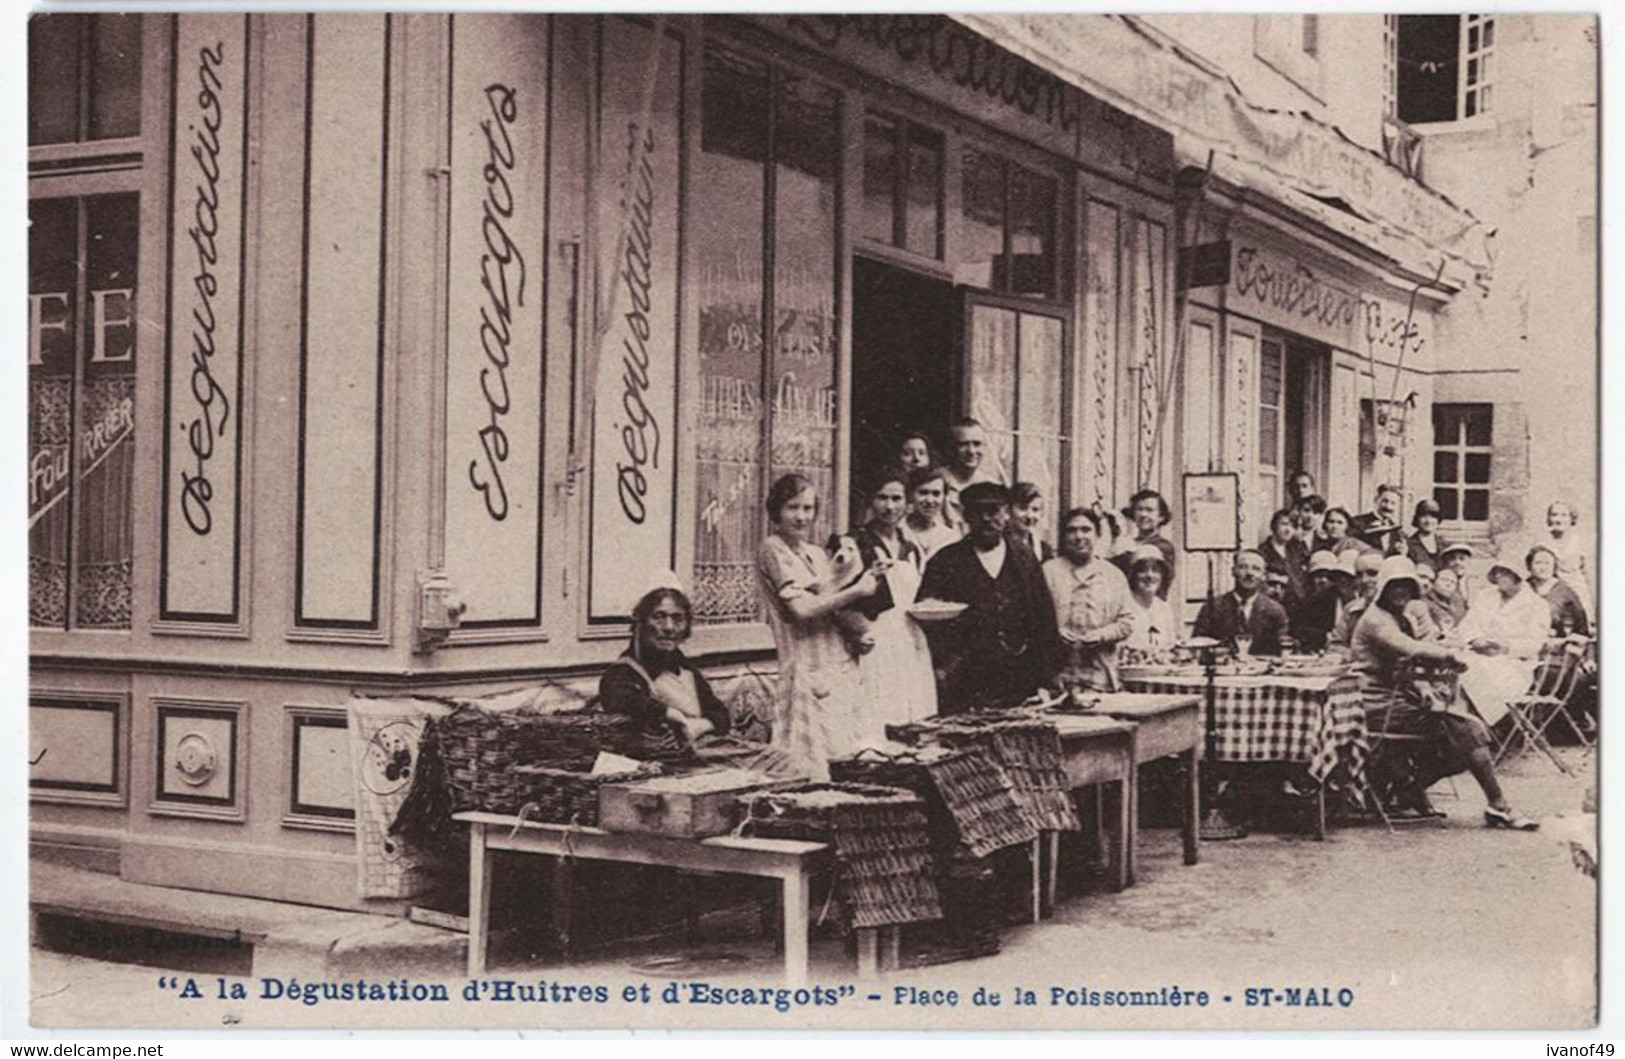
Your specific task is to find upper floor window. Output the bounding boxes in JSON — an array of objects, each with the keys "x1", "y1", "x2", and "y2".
[
  {"x1": 1433, "y1": 404, "x2": 1493, "y2": 526},
  {"x1": 1396, "y1": 14, "x2": 1495, "y2": 124},
  {"x1": 28, "y1": 14, "x2": 143, "y2": 630}
]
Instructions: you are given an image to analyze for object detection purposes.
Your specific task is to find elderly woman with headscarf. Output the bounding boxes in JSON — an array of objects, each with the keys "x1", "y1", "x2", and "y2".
[
  {"x1": 1352, "y1": 557, "x2": 1538, "y2": 829},
  {"x1": 600, "y1": 578, "x2": 810, "y2": 777}
]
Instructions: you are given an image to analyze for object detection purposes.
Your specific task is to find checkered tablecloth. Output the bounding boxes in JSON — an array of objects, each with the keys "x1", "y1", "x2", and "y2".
[{"x1": 1119, "y1": 673, "x2": 1369, "y2": 790}]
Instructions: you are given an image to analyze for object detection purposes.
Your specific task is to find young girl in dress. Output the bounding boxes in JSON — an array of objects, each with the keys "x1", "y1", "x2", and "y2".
[{"x1": 755, "y1": 474, "x2": 878, "y2": 779}]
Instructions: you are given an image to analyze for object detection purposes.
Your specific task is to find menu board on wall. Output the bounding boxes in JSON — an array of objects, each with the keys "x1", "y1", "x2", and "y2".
[
  {"x1": 589, "y1": 18, "x2": 682, "y2": 624},
  {"x1": 442, "y1": 15, "x2": 549, "y2": 627},
  {"x1": 161, "y1": 13, "x2": 250, "y2": 624}
]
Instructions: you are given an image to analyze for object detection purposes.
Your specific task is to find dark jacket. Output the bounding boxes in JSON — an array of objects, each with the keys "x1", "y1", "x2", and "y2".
[
  {"x1": 1292, "y1": 584, "x2": 1343, "y2": 654},
  {"x1": 851, "y1": 524, "x2": 922, "y2": 621},
  {"x1": 1402, "y1": 532, "x2": 1451, "y2": 572},
  {"x1": 1258, "y1": 535, "x2": 1310, "y2": 613},
  {"x1": 598, "y1": 649, "x2": 731, "y2": 757},
  {"x1": 1191, "y1": 590, "x2": 1291, "y2": 656},
  {"x1": 1350, "y1": 512, "x2": 1404, "y2": 555},
  {"x1": 919, "y1": 538, "x2": 1060, "y2": 712}
]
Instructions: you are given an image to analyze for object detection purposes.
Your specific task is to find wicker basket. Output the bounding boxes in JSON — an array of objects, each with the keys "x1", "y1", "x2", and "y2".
[
  {"x1": 742, "y1": 783, "x2": 942, "y2": 929},
  {"x1": 830, "y1": 747, "x2": 1036, "y2": 859},
  {"x1": 435, "y1": 702, "x2": 637, "y2": 814},
  {"x1": 893, "y1": 714, "x2": 1083, "y2": 833},
  {"x1": 511, "y1": 761, "x2": 663, "y2": 825}
]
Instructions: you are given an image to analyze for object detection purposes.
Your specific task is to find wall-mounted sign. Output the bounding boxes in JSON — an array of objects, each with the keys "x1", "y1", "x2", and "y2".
[
  {"x1": 1225, "y1": 241, "x2": 1433, "y2": 362},
  {"x1": 443, "y1": 14, "x2": 549, "y2": 627},
  {"x1": 588, "y1": 18, "x2": 682, "y2": 624},
  {"x1": 1182, "y1": 472, "x2": 1241, "y2": 553},
  {"x1": 1176, "y1": 240, "x2": 1230, "y2": 291},
  {"x1": 161, "y1": 13, "x2": 250, "y2": 624}
]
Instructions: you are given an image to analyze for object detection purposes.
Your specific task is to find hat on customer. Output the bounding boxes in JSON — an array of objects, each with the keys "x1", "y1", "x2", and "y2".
[
  {"x1": 1307, "y1": 550, "x2": 1350, "y2": 577},
  {"x1": 1128, "y1": 543, "x2": 1172, "y2": 580},
  {"x1": 1439, "y1": 542, "x2": 1475, "y2": 562},
  {"x1": 959, "y1": 481, "x2": 1011, "y2": 510},
  {"x1": 1372, "y1": 555, "x2": 1422, "y2": 601},
  {"x1": 1486, "y1": 560, "x2": 1524, "y2": 584}
]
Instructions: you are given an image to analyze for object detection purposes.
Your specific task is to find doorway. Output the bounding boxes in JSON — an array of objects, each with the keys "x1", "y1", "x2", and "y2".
[{"x1": 850, "y1": 256, "x2": 956, "y2": 512}]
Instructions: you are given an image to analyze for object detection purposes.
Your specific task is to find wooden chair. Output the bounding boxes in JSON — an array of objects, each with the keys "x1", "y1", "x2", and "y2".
[
  {"x1": 1362, "y1": 658, "x2": 1463, "y2": 832},
  {"x1": 1492, "y1": 637, "x2": 1592, "y2": 772}
]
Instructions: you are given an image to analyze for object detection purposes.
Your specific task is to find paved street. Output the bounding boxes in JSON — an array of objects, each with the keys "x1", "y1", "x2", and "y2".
[{"x1": 29, "y1": 749, "x2": 1595, "y2": 1032}]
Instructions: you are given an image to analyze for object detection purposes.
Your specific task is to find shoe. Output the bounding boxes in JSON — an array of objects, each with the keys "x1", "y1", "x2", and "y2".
[{"x1": 1484, "y1": 806, "x2": 1539, "y2": 831}]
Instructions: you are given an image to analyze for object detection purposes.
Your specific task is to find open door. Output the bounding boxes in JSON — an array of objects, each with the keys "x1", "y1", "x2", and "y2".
[{"x1": 849, "y1": 256, "x2": 956, "y2": 509}]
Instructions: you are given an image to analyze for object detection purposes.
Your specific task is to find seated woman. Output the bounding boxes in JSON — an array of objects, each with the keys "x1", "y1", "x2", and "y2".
[
  {"x1": 600, "y1": 580, "x2": 805, "y2": 775},
  {"x1": 1352, "y1": 557, "x2": 1537, "y2": 829},
  {"x1": 1425, "y1": 565, "x2": 1469, "y2": 633},
  {"x1": 1122, "y1": 545, "x2": 1177, "y2": 658},
  {"x1": 1525, "y1": 543, "x2": 1589, "y2": 637}
]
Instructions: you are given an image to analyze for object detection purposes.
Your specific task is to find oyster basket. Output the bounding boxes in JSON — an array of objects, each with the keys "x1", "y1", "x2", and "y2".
[
  {"x1": 830, "y1": 747, "x2": 1037, "y2": 858},
  {"x1": 741, "y1": 783, "x2": 943, "y2": 929}
]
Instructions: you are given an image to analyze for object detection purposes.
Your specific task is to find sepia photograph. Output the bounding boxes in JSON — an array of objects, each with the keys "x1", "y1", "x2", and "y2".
[{"x1": 21, "y1": 8, "x2": 1601, "y2": 1032}]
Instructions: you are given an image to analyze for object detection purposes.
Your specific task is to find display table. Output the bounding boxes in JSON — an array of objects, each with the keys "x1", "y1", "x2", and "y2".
[
  {"x1": 456, "y1": 811, "x2": 834, "y2": 983},
  {"x1": 1037, "y1": 714, "x2": 1138, "y2": 900},
  {"x1": 1119, "y1": 670, "x2": 1367, "y2": 838},
  {"x1": 1059, "y1": 693, "x2": 1203, "y2": 881}
]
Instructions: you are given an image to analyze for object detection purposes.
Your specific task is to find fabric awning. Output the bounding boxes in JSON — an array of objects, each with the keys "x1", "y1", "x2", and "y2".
[{"x1": 951, "y1": 13, "x2": 1491, "y2": 287}]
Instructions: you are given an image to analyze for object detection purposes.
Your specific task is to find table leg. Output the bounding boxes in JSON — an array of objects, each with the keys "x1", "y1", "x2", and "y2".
[
  {"x1": 1313, "y1": 783, "x2": 1327, "y2": 841},
  {"x1": 781, "y1": 866, "x2": 809, "y2": 985},
  {"x1": 1045, "y1": 831, "x2": 1060, "y2": 918},
  {"x1": 466, "y1": 823, "x2": 492, "y2": 977},
  {"x1": 1029, "y1": 836, "x2": 1042, "y2": 923},
  {"x1": 856, "y1": 928, "x2": 880, "y2": 979},
  {"x1": 1182, "y1": 749, "x2": 1201, "y2": 866},
  {"x1": 550, "y1": 856, "x2": 575, "y2": 960},
  {"x1": 1112, "y1": 776, "x2": 1131, "y2": 893}
]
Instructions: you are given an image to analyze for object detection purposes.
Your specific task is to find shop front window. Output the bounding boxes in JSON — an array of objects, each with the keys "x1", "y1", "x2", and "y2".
[
  {"x1": 955, "y1": 145, "x2": 1058, "y2": 299},
  {"x1": 692, "y1": 49, "x2": 840, "y2": 625},
  {"x1": 861, "y1": 116, "x2": 943, "y2": 259},
  {"x1": 28, "y1": 14, "x2": 143, "y2": 631}
]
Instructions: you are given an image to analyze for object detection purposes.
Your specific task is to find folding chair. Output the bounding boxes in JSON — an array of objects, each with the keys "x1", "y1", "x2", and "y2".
[
  {"x1": 1362, "y1": 658, "x2": 1461, "y2": 832},
  {"x1": 1493, "y1": 637, "x2": 1592, "y2": 772}
]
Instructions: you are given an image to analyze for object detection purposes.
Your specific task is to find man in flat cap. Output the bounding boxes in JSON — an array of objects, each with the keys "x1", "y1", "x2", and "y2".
[{"x1": 919, "y1": 481, "x2": 1060, "y2": 712}]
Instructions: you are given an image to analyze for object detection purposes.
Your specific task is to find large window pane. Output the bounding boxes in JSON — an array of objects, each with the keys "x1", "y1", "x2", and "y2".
[
  {"x1": 29, "y1": 199, "x2": 78, "y2": 627},
  {"x1": 693, "y1": 52, "x2": 768, "y2": 624},
  {"x1": 75, "y1": 195, "x2": 138, "y2": 628},
  {"x1": 89, "y1": 15, "x2": 143, "y2": 141},
  {"x1": 29, "y1": 15, "x2": 82, "y2": 146},
  {"x1": 771, "y1": 73, "x2": 840, "y2": 549},
  {"x1": 1008, "y1": 164, "x2": 1057, "y2": 297},
  {"x1": 1017, "y1": 315, "x2": 1065, "y2": 505},
  {"x1": 904, "y1": 125, "x2": 943, "y2": 258},
  {"x1": 861, "y1": 117, "x2": 897, "y2": 246},
  {"x1": 957, "y1": 146, "x2": 1004, "y2": 289},
  {"x1": 967, "y1": 305, "x2": 1018, "y2": 483}
]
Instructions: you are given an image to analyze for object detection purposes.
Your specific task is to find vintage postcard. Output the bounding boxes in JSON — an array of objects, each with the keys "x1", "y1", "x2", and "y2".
[{"x1": 22, "y1": 10, "x2": 1600, "y2": 1032}]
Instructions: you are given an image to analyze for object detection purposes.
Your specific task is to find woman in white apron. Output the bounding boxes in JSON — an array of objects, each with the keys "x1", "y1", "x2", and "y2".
[{"x1": 852, "y1": 468, "x2": 939, "y2": 742}]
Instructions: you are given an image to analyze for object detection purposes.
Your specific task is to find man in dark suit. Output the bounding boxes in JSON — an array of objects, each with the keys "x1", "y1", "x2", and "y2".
[
  {"x1": 1192, "y1": 549, "x2": 1290, "y2": 656},
  {"x1": 919, "y1": 482, "x2": 1060, "y2": 713},
  {"x1": 1351, "y1": 484, "x2": 1406, "y2": 554}
]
